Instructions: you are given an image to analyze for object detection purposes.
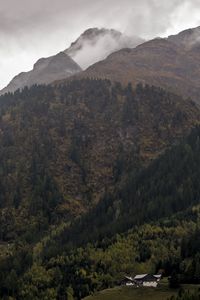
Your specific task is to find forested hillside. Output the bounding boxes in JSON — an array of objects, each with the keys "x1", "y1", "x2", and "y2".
[
  {"x1": 31, "y1": 125, "x2": 200, "y2": 261},
  {"x1": 0, "y1": 127, "x2": 200, "y2": 299},
  {"x1": 2, "y1": 2, "x2": 200, "y2": 300},
  {"x1": 1, "y1": 86, "x2": 200, "y2": 298},
  {"x1": 0, "y1": 79, "x2": 198, "y2": 245}
]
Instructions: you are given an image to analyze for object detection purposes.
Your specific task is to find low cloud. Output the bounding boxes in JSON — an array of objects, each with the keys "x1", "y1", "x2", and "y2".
[{"x1": 67, "y1": 30, "x2": 144, "y2": 69}]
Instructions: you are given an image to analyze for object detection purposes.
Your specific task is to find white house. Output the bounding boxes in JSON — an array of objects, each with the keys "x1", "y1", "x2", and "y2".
[
  {"x1": 134, "y1": 274, "x2": 161, "y2": 287},
  {"x1": 122, "y1": 273, "x2": 162, "y2": 287}
]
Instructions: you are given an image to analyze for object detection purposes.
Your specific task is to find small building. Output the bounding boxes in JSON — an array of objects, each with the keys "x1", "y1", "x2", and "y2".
[
  {"x1": 122, "y1": 273, "x2": 162, "y2": 287},
  {"x1": 134, "y1": 274, "x2": 160, "y2": 287}
]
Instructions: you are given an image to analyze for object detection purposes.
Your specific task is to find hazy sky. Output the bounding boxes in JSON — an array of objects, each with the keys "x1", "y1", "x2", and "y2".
[{"x1": 0, "y1": 0, "x2": 200, "y2": 89}]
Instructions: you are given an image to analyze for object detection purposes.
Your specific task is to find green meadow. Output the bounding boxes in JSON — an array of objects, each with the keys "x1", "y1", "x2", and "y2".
[{"x1": 84, "y1": 282, "x2": 200, "y2": 300}]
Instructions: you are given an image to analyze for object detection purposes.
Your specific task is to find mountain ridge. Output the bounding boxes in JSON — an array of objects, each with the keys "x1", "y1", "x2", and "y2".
[
  {"x1": 0, "y1": 27, "x2": 143, "y2": 95},
  {"x1": 0, "y1": 52, "x2": 82, "y2": 95},
  {"x1": 72, "y1": 26, "x2": 200, "y2": 104}
]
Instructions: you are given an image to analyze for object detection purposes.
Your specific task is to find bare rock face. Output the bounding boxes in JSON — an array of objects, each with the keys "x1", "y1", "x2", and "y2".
[
  {"x1": 0, "y1": 52, "x2": 82, "y2": 95},
  {"x1": 65, "y1": 27, "x2": 144, "y2": 69}
]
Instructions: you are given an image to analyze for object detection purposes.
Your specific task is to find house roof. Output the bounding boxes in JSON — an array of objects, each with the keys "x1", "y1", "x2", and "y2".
[
  {"x1": 125, "y1": 276, "x2": 134, "y2": 281},
  {"x1": 134, "y1": 274, "x2": 160, "y2": 281},
  {"x1": 125, "y1": 274, "x2": 162, "y2": 282},
  {"x1": 134, "y1": 274, "x2": 148, "y2": 280}
]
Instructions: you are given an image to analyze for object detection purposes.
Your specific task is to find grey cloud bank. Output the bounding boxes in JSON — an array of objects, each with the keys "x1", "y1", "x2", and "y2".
[{"x1": 0, "y1": 0, "x2": 200, "y2": 89}]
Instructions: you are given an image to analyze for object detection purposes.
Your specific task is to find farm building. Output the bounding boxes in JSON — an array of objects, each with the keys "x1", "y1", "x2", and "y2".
[
  {"x1": 122, "y1": 274, "x2": 162, "y2": 287},
  {"x1": 134, "y1": 274, "x2": 161, "y2": 287}
]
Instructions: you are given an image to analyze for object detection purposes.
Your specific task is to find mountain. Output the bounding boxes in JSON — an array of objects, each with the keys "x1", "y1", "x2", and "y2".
[
  {"x1": 65, "y1": 27, "x2": 144, "y2": 69},
  {"x1": 1, "y1": 26, "x2": 200, "y2": 300},
  {"x1": 0, "y1": 52, "x2": 82, "y2": 95},
  {"x1": 79, "y1": 26, "x2": 200, "y2": 103},
  {"x1": 0, "y1": 28, "x2": 143, "y2": 96}
]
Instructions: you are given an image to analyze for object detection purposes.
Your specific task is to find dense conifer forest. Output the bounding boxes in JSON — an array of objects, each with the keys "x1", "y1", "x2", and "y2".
[{"x1": 0, "y1": 80, "x2": 200, "y2": 299}]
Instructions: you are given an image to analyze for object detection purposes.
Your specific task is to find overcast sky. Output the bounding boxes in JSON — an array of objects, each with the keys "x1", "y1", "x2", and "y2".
[{"x1": 0, "y1": 0, "x2": 200, "y2": 89}]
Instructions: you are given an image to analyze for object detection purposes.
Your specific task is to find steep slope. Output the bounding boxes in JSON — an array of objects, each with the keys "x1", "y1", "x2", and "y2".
[
  {"x1": 65, "y1": 27, "x2": 144, "y2": 69},
  {"x1": 0, "y1": 80, "x2": 199, "y2": 244},
  {"x1": 0, "y1": 52, "x2": 81, "y2": 95},
  {"x1": 35, "y1": 126, "x2": 200, "y2": 270},
  {"x1": 79, "y1": 26, "x2": 200, "y2": 103},
  {"x1": 60, "y1": 126, "x2": 200, "y2": 246},
  {"x1": 2, "y1": 124, "x2": 200, "y2": 299}
]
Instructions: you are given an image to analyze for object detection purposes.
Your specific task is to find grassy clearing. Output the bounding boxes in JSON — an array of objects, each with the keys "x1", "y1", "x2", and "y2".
[{"x1": 83, "y1": 282, "x2": 200, "y2": 300}]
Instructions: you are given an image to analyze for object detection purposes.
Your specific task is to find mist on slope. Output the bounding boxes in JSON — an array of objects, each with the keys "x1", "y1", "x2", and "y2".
[{"x1": 67, "y1": 30, "x2": 144, "y2": 70}]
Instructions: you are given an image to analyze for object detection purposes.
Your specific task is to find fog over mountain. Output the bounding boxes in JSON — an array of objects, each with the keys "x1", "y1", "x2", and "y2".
[
  {"x1": 65, "y1": 28, "x2": 144, "y2": 69},
  {"x1": 76, "y1": 25, "x2": 200, "y2": 105},
  {"x1": 1, "y1": 0, "x2": 200, "y2": 89},
  {"x1": 0, "y1": 28, "x2": 143, "y2": 94}
]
